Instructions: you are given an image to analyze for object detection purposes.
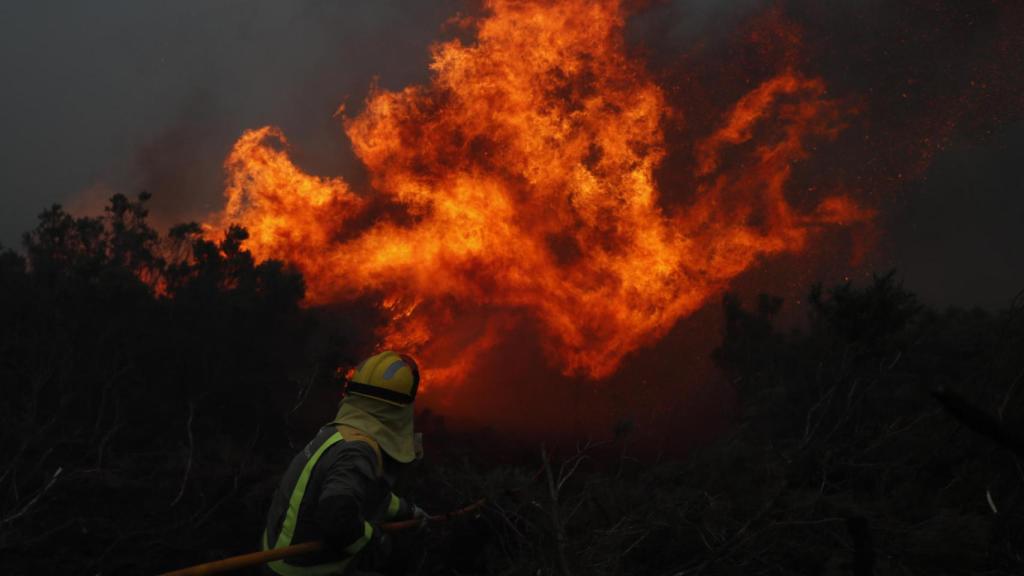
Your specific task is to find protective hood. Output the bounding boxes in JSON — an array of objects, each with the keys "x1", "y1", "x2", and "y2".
[{"x1": 331, "y1": 393, "x2": 415, "y2": 464}]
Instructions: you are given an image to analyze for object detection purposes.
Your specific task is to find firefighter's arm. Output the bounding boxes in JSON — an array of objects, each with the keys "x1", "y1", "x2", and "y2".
[
  {"x1": 315, "y1": 443, "x2": 383, "y2": 557},
  {"x1": 383, "y1": 492, "x2": 428, "y2": 525}
]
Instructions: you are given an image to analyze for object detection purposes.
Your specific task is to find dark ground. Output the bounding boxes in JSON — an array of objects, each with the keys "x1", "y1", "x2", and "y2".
[{"x1": 1, "y1": 194, "x2": 1022, "y2": 574}]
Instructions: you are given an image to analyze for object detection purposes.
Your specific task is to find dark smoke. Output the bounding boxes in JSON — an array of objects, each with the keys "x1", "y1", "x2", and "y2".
[
  {"x1": 630, "y1": 0, "x2": 1024, "y2": 309},
  {"x1": 0, "y1": 0, "x2": 467, "y2": 243}
]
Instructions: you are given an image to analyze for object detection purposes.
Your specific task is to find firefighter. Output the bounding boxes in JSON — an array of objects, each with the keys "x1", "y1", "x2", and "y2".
[{"x1": 263, "y1": 351, "x2": 426, "y2": 575}]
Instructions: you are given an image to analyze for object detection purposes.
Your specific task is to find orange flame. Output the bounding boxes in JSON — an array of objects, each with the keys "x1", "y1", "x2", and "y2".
[{"x1": 208, "y1": 0, "x2": 870, "y2": 387}]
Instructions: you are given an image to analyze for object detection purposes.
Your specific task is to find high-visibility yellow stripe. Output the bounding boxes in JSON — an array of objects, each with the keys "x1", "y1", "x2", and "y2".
[
  {"x1": 276, "y1": 432, "x2": 344, "y2": 549},
  {"x1": 263, "y1": 531, "x2": 347, "y2": 576},
  {"x1": 386, "y1": 493, "x2": 401, "y2": 519},
  {"x1": 263, "y1": 431, "x2": 359, "y2": 575},
  {"x1": 344, "y1": 521, "x2": 373, "y2": 556}
]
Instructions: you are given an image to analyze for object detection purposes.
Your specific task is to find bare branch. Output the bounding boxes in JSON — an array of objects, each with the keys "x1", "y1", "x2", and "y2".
[
  {"x1": 0, "y1": 467, "x2": 62, "y2": 527},
  {"x1": 542, "y1": 444, "x2": 572, "y2": 576},
  {"x1": 170, "y1": 401, "x2": 196, "y2": 507}
]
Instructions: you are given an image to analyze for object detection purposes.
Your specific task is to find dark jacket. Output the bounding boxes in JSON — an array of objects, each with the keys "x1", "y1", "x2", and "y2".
[{"x1": 263, "y1": 425, "x2": 413, "y2": 575}]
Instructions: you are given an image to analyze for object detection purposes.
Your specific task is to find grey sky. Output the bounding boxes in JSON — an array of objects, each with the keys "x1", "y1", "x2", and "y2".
[{"x1": 0, "y1": 0, "x2": 462, "y2": 242}]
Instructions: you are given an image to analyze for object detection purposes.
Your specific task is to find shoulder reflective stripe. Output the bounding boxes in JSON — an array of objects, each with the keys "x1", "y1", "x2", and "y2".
[
  {"x1": 275, "y1": 432, "x2": 344, "y2": 549},
  {"x1": 386, "y1": 493, "x2": 401, "y2": 519},
  {"x1": 344, "y1": 521, "x2": 374, "y2": 556}
]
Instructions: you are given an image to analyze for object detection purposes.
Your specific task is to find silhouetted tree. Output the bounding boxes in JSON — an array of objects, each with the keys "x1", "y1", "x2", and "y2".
[{"x1": 0, "y1": 193, "x2": 330, "y2": 574}]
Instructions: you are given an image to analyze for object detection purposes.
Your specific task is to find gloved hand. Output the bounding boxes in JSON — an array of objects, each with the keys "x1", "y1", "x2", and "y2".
[{"x1": 412, "y1": 505, "x2": 430, "y2": 530}]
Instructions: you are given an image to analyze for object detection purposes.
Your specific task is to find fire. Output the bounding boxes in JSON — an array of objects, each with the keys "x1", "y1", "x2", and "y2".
[{"x1": 208, "y1": 0, "x2": 870, "y2": 387}]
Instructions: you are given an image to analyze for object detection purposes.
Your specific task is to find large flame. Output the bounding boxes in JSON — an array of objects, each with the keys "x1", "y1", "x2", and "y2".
[{"x1": 209, "y1": 0, "x2": 870, "y2": 387}]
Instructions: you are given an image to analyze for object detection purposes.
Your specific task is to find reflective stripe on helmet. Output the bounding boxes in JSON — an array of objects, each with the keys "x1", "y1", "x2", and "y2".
[{"x1": 347, "y1": 351, "x2": 419, "y2": 405}]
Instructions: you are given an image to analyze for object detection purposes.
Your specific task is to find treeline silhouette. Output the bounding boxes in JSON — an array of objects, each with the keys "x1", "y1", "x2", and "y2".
[
  {"x1": 0, "y1": 193, "x2": 369, "y2": 573},
  {"x1": 1, "y1": 194, "x2": 1021, "y2": 574}
]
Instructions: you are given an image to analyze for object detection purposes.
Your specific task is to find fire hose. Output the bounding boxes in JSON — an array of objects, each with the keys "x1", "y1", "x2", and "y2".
[{"x1": 158, "y1": 499, "x2": 486, "y2": 576}]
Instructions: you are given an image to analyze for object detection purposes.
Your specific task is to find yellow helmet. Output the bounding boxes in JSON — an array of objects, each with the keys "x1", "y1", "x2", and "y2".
[{"x1": 347, "y1": 351, "x2": 420, "y2": 406}]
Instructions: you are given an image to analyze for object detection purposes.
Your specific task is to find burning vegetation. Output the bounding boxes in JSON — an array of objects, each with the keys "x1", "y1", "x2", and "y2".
[
  {"x1": 3, "y1": 194, "x2": 1023, "y2": 574},
  {"x1": 207, "y1": 0, "x2": 870, "y2": 389}
]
